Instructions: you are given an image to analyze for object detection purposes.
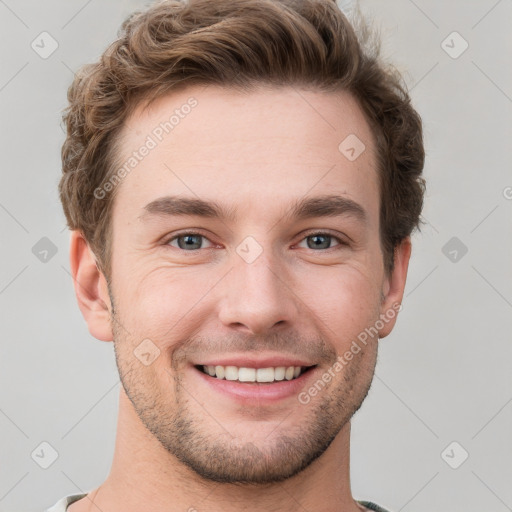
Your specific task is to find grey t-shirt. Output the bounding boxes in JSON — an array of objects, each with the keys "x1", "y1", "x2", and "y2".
[{"x1": 46, "y1": 493, "x2": 394, "y2": 511}]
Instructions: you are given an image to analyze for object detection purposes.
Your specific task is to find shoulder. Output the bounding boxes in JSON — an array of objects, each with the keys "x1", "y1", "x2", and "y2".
[
  {"x1": 45, "y1": 493, "x2": 88, "y2": 512},
  {"x1": 357, "y1": 500, "x2": 395, "y2": 512}
]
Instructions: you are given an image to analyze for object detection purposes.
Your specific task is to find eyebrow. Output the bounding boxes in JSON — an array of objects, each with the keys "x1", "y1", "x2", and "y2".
[
  {"x1": 139, "y1": 196, "x2": 238, "y2": 222},
  {"x1": 287, "y1": 194, "x2": 367, "y2": 224},
  {"x1": 139, "y1": 194, "x2": 367, "y2": 225}
]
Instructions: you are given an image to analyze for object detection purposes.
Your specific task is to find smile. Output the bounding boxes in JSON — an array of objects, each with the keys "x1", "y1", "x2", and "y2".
[{"x1": 196, "y1": 365, "x2": 316, "y2": 383}]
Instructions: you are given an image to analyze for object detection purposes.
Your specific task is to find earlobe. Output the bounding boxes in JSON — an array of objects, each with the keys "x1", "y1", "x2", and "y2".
[
  {"x1": 69, "y1": 230, "x2": 113, "y2": 342},
  {"x1": 378, "y1": 237, "x2": 412, "y2": 339}
]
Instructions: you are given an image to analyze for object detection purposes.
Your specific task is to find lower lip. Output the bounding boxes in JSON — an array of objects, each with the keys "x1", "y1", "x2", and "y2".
[{"x1": 192, "y1": 366, "x2": 318, "y2": 403}]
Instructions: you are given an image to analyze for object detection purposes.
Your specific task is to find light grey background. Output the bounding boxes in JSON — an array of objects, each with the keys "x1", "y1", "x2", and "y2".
[{"x1": 0, "y1": 0, "x2": 511, "y2": 511}]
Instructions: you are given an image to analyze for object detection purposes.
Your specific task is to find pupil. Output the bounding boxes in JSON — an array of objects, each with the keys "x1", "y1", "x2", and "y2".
[
  {"x1": 179, "y1": 235, "x2": 202, "y2": 250},
  {"x1": 309, "y1": 235, "x2": 330, "y2": 250}
]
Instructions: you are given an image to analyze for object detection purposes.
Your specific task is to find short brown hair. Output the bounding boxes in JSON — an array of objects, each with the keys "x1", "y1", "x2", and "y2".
[{"x1": 59, "y1": 0, "x2": 425, "y2": 280}]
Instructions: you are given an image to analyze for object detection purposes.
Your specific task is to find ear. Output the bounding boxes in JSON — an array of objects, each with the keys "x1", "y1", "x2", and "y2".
[
  {"x1": 378, "y1": 237, "x2": 411, "y2": 339},
  {"x1": 69, "y1": 230, "x2": 113, "y2": 342}
]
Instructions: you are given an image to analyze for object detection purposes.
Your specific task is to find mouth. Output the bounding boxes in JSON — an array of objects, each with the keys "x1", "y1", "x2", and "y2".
[
  {"x1": 194, "y1": 364, "x2": 317, "y2": 383},
  {"x1": 190, "y1": 355, "x2": 320, "y2": 403}
]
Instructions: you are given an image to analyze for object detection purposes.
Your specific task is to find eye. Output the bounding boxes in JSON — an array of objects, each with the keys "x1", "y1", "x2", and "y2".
[
  {"x1": 296, "y1": 232, "x2": 346, "y2": 250},
  {"x1": 166, "y1": 232, "x2": 214, "y2": 251},
  {"x1": 163, "y1": 230, "x2": 347, "y2": 252}
]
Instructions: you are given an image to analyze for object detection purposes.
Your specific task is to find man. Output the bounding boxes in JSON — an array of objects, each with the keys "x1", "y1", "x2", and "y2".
[{"x1": 50, "y1": 0, "x2": 425, "y2": 510}]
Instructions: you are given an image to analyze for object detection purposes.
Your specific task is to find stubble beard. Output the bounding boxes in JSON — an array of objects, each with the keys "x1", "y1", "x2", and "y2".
[{"x1": 109, "y1": 290, "x2": 378, "y2": 485}]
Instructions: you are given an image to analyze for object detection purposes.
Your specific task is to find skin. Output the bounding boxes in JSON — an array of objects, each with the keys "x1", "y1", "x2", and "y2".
[{"x1": 68, "y1": 84, "x2": 411, "y2": 512}]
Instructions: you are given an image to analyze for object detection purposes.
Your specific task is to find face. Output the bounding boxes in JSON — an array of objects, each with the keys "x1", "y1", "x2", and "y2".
[{"x1": 103, "y1": 85, "x2": 403, "y2": 484}]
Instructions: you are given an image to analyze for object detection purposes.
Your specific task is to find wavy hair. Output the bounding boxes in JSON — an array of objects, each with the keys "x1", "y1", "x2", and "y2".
[{"x1": 59, "y1": 0, "x2": 425, "y2": 279}]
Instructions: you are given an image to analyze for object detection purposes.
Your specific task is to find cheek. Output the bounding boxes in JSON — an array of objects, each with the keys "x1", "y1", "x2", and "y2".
[
  {"x1": 294, "y1": 264, "x2": 382, "y2": 346},
  {"x1": 114, "y1": 266, "x2": 216, "y2": 345},
  {"x1": 111, "y1": 244, "x2": 384, "y2": 355}
]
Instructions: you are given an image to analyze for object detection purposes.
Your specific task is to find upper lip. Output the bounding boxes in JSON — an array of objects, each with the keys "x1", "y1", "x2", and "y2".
[{"x1": 193, "y1": 355, "x2": 317, "y2": 369}]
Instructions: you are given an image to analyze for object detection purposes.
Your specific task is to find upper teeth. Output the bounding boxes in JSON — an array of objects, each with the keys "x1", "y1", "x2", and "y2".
[{"x1": 202, "y1": 365, "x2": 303, "y2": 382}]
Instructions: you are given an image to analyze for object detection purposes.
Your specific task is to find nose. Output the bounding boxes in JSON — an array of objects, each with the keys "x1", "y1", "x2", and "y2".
[{"x1": 216, "y1": 247, "x2": 299, "y2": 335}]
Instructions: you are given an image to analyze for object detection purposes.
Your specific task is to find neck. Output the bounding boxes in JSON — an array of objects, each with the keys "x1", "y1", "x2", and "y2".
[{"x1": 82, "y1": 389, "x2": 364, "y2": 512}]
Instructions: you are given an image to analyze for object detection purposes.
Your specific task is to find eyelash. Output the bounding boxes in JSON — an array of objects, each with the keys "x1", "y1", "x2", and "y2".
[{"x1": 163, "y1": 230, "x2": 349, "y2": 252}]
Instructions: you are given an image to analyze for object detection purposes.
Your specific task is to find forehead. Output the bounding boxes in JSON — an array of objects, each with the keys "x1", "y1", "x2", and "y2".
[{"x1": 112, "y1": 85, "x2": 379, "y2": 225}]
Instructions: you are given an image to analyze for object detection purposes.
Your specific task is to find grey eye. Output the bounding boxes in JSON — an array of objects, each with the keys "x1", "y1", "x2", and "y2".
[
  {"x1": 297, "y1": 233, "x2": 343, "y2": 250},
  {"x1": 168, "y1": 234, "x2": 212, "y2": 250},
  {"x1": 308, "y1": 234, "x2": 332, "y2": 249}
]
